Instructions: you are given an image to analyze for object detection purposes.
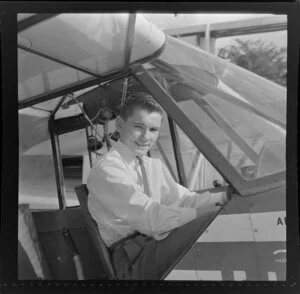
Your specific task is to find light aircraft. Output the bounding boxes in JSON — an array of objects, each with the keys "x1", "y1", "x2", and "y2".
[{"x1": 18, "y1": 13, "x2": 286, "y2": 281}]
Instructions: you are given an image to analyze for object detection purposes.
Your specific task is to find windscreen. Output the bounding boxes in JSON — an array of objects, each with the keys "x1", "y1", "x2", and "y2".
[{"x1": 148, "y1": 36, "x2": 286, "y2": 181}]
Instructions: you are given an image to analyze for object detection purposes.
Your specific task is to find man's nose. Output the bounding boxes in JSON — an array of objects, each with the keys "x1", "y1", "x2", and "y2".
[{"x1": 141, "y1": 129, "x2": 151, "y2": 141}]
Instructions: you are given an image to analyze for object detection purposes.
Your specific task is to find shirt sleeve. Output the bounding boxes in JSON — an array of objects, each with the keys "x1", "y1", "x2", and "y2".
[
  {"x1": 87, "y1": 157, "x2": 197, "y2": 240},
  {"x1": 158, "y1": 159, "x2": 227, "y2": 213},
  {"x1": 160, "y1": 160, "x2": 190, "y2": 206},
  {"x1": 178, "y1": 190, "x2": 228, "y2": 214}
]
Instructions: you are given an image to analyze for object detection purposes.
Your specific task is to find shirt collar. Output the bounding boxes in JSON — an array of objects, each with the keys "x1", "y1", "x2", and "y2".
[{"x1": 113, "y1": 140, "x2": 142, "y2": 164}]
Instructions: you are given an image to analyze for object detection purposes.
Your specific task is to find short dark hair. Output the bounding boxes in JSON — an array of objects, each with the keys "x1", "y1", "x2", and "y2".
[{"x1": 120, "y1": 92, "x2": 164, "y2": 120}]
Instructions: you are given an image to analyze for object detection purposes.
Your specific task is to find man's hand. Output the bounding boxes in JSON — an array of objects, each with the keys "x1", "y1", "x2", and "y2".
[
  {"x1": 195, "y1": 193, "x2": 230, "y2": 218},
  {"x1": 226, "y1": 186, "x2": 240, "y2": 201},
  {"x1": 219, "y1": 187, "x2": 240, "y2": 206},
  {"x1": 193, "y1": 186, "x2": 240, "y2": 219}
]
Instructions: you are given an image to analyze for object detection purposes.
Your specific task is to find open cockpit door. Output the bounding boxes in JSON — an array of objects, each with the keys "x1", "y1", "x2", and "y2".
[{"x1": 130, "y1": 35, "x2": 286, "y2": 197}]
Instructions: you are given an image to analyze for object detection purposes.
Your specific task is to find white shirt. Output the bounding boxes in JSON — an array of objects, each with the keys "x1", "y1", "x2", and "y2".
[{"x1": 87, "y1": 140, "x2": 225, "y2": 247}]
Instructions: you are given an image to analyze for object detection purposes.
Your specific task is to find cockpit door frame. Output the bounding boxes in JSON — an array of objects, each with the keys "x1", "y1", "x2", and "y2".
[{"x1": 130, "y1": 64, "x2": 286, "y2": 196}]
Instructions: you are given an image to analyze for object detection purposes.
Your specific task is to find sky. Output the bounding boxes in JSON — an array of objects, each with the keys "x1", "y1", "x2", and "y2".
[{"x1": 143, "y1": 13, "x2": 287, "y2": 51}]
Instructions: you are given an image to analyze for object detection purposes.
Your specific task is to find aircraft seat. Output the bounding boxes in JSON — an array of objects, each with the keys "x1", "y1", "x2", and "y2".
[{"x1": 75, "y1": 184, "x2": 117, "y2": 280}]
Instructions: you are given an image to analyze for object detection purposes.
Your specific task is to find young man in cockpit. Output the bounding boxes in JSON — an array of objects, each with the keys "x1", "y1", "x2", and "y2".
[{"x1": 87, "y1": 92, "x2": 230, "y2": 280}]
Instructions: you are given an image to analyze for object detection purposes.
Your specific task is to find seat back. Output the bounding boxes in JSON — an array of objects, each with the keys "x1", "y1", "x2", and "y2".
[{"x1": 75, "y1": 184, "x2": 117, "y2": 280}]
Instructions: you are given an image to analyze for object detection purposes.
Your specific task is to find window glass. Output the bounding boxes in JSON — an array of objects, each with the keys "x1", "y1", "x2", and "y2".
[
  {"x1": 18, "y1": 48, "x2": 92, "y2": 102},
  {"x1": 62, "y1": 156, "x2": 82, "y2": 207},
  {"x1": 18, "y1": 130, "x2": 86, "y2": 209},
  {"x1": 19, "y1": 14, "x2": 129, "y2": 76},
  {"x1": 175, "y1": 124, "x2": 225, "y2": 191},
  {"x1": 19, "y1": 153, "x2": 60, "y2": 210},
  {"x1": 150, "y1": 112, "x2": 179, "y2": 182},
  {"x1": 148, "y1": 36, "x2": 286, "y2": 180}
]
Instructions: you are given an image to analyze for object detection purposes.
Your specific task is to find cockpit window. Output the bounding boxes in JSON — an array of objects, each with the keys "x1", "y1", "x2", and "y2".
[{"x1": 148, "y1": 36, "x2": 286, "y2": 181}]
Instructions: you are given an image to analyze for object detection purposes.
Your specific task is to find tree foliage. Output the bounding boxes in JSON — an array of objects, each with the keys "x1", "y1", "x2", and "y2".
[{"x1": 218, "y1": 38, "x2": 287, "y2": 87}]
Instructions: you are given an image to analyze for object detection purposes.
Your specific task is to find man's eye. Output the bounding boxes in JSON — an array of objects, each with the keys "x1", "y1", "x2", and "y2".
[
  {"x1": 134, "y1": 125, "x2": 143, "y2": 129},
  {"x1": 150, "y1": 128, "x2": 158, "y2": 132}
]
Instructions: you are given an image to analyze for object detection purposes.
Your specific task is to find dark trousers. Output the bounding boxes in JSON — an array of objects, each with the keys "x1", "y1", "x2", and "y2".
[{"x1": 111, "y1": 209, "x2": 218, "y2": 280}]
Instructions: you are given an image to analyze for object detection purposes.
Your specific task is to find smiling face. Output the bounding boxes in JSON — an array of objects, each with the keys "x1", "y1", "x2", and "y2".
[{"x1": 116, "y1": 107, "x2": 162, "y2": 156}]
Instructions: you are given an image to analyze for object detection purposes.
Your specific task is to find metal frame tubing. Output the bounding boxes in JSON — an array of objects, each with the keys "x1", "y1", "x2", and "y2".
[
  {"x1": 51, "y1": 95, "x2": 69, "y2": 117},
  {"x1": 124, "y1": 14, "x2": 136, "y2": 69},
  {"x1": 49, "y1": 117, "x2": 67, "y2": 210},
  {"x1": 85, "y1": 127, "x2": 93, "y2": 169},
  {"x1": 18, "y1": 39, "x2": 165, "y2": 110},
  {"x1": 168, "y1": 116, "x2": 187, "y2": 187},
  {"x1": 18, "y1": 44, "x2": 101, "y2": 78},
  {"x1": 156, "y1": 141, "x2": 178, "y2": 181},
  {"x1": 18, "y1": 72, "x2": 128, "y2": 110}
]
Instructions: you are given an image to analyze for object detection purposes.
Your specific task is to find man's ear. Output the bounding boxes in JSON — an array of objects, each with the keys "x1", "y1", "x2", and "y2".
[{"x1": 115, "y1": 116, "x2": 124, "y2": 132}]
